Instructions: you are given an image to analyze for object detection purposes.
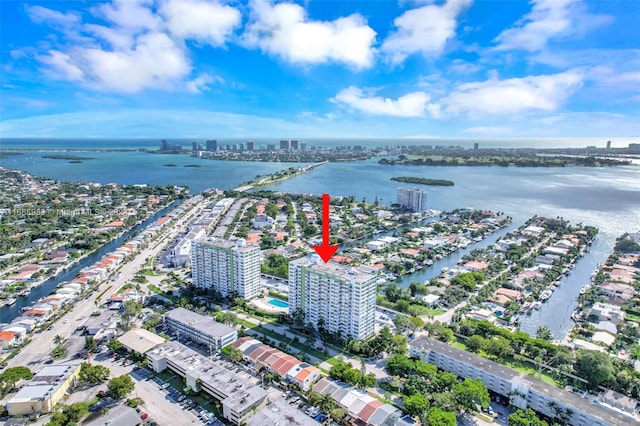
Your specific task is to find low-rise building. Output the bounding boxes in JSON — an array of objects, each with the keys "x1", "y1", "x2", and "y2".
[
  {"x1": 6, "y1": 365, "x2": 80, "y2": 416},
  {"x1": 312, "y1": 378, "x2": 413, "y2": 426},
  {"x1": 147, "y1": 341, "x2": 267, "y2": 425},
  {"x1": 163, "y1": 307, "x2": 237, "y2": 350},
  {"x1": 232, "y1": 337, "x2": 321, "y2": 390},
  {"x1": 409, "y1": 336, "x2": 634, "y2": 426},
  {"x1": 246, "y1": 397, "x2": 320, "y2": 425}
]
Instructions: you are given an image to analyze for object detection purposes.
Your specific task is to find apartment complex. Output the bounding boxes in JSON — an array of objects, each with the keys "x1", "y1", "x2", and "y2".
[
  {"x1": 288, "y1": 256, "x2": 377, "y2": 340},
  {"x1": 191, "y1": 237, "x2": 261, "y2": 300},
  {"x1": 396, "y1": 187, "x2": 427, "y2": 213},
  {"x1": 409, "y1": 337, "x2": 634, "y2": 426},
  {"x1": 148, "y1": 341, "x2": 267, "y2": 425},
  {"x1": 163, "y1": 307, "x2": 237, "y2": 350},
  {"x1": 6, "y1": 365, "x2": 80, "y2": 415}
]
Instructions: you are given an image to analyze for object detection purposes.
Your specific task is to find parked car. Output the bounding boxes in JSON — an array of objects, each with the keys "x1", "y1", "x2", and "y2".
[
  {"x1": 140, "y1": 412, "x2": 149, "y2": 420},
  {"x1": 97, "y1": 390, "x2": 107, "y2": 398}
]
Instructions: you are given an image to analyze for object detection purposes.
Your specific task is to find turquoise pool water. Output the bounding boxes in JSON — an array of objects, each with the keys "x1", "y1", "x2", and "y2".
[{"x1": 268, "y1": 298, "x2": 289, "y2": 308}]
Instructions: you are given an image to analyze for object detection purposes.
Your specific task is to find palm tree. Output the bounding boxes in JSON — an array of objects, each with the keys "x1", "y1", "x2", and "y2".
[
  {"x1": 53, "y1": 335, "x2": 64, "y2": 346},
  {"x1": 319, "y1": 393, "x2": 334, "y2": 414}
]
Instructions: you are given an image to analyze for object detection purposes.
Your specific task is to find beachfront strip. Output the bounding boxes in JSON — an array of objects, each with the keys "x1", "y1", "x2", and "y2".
[{"x1": 409, "y1": 336, "x2": 635, "y2": 425}]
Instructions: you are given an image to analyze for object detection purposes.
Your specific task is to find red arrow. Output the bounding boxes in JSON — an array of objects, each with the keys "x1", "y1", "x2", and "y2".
[{"x1": 313, "y1": 193, "x2": 339, "y2": 263}]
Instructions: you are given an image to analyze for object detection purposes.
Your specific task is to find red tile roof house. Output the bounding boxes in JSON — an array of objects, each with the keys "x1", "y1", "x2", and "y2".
[{"x1": 0, "y1": 331, "x2": 17, "y2": 349}]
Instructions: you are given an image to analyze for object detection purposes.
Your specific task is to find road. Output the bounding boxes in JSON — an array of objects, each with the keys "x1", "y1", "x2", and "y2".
[{"x1": 6, "y1": 197, "x2": 211, "y2": 373}]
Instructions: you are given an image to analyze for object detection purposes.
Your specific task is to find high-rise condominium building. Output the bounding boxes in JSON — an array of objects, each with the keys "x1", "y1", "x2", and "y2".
[
  {"x1": 191, "y1": 238, "x2": 261, "y2": 300},
  {"x1": 288, "y1": 256, "x2": 377, "y2": 340},
  {"x1": 397, "y1": 187, "x2": 428, "y2": 213},
  {"x1": 206, "y1": 139, "x2": 217, "y2": 151}
]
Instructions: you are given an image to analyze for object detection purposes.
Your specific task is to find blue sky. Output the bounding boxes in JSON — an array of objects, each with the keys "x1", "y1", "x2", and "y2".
[{"x1": 1, "y1": 0, "x2": 639, "y2": 139}]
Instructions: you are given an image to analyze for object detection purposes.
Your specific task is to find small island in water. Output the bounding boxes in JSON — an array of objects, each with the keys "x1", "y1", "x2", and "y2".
[
  {"x1": 164, "y1": 163, "x2": 178, "y2": 167},
  {"x1": 391, "y1": 176, "x2": 455, "y2": 186},
  {"x1": 42, "y1": 154, "x2": 96, "y2": 161},
  {"x1": 184, "y1": 164, "x2": 202, "y2": 168}
]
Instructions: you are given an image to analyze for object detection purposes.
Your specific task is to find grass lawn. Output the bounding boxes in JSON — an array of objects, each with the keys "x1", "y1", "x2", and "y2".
[
  {"x1": 237, "y1": 318, "x2": 338, "y2": 363},
  {"x1": 140, "y1": 268, "x2": 158, "y2": 276}
]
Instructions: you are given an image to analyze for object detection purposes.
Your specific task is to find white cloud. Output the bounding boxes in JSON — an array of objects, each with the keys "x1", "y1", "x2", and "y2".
[
  {"x1": 331, "y1": 86, "x2": 436, "y2": 118},
  {"x1": 185, "y1": 73, "x2": 223, "y2": 93},
  {"x1": 381, "y1": 0, "x2": 471, "y2": 64},
  {"x1": 443, "y1": 70, "x2": 584, "y2": 117},
  {"x1": 243, "y1": 0, "x2": 376, "y2": 69},
  {"x1": 94, "y1": 0, "x2": 161, "y2": 32},
  {"x1": 25, "y1": 2, "x2": 237, "y2": 94},
  {"x1": 27, "y1": 5, "x2": 80, "y2": 27},
  {"x1": 38, "y1": 51, "x2": 85, "y2": 81},
  {"x1": 80, "y1": 32, "x2": 192, "y2": 93},
  {"x1": 494, "y1": 0, "x2": 612, "y2": 52},
  {"x1": 160, "y1": 0, "x2": 241, "y2": 46}
]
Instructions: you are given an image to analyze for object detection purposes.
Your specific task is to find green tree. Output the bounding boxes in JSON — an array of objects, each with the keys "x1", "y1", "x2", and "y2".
[
  {"x1": 84, "y1": 335, "x2": 98, "y2": 353},
  {"x1": 426, "y1": 407, "x2": 456, "y2": 426},
  {"x1": 466, "y1": 335, "x2": 485, "y2": 353},
  {"x1": 508, "y1": 408, "x2": 549, "y2": 426},
  {"x1": 408, "y1": 316, "x2": 425, "y2": 333},
  {"x1": 319, "y1": 393, "x2": 335, "y2": 413},
  {"x1": 403, "y1": 393, "x2": 429, "y2": 417},
  {"x1": 330, "y1": 408, "x2": 345, "y2": 423},
  {"x1": 62, "y1": 402, "x2": 90, "y2": 423},
  {"x1": 79, "y1": 362, "x2": 110, "y2": 384},
  {"x1": 453, "y1": 378, "x2": 489, "y2": 411},
  {"x1": 0, "y1": 366, "x2": 32, "y2": 395},
  {"x1": 614, "y1": 238, "x2": 640, "y2": 253},
  {"x1": 221, "y1": 345, "x2": 243, "y2": 362},
  {"x1": 107, "y1": 338, "x2": 122, "y2": 352},
  {"x1": 107, "y1": 374, "x2": 135, "y2": 399},
  {"x1": 535, "y1": 325, "x2": 553, "y2": 341},
  {"x1": 51, "y1": 345, "x2": 67, "y2": 359},
  {"x1": 575, "y1": 350, "x2": 615, "y2": 388},
  {"x1": 393, "y1": 315, "x2": 409, "y2": 333}
]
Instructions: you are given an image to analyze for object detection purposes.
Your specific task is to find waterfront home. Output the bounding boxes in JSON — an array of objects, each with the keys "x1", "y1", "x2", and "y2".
[
  {"x1": 366, "y1": 240, "x2": 387, "y2": 251},
  {"x1": 493, "y1": 288, "x2": 523, "y2": 305},
  {"x1": 0, "y1": 330, "x2": 17, "y2": 349},
  {"x1": 400, "y1": 248, "x2": 420, "y2": 258},
  {"x1": 592, "y1": 332, "x2": 616, "y2": 346},
  {"x1": 607, "y1": 265, "x2": 640, "y2": 284},
  {"x1": 421, "y1": 294, "x2": 441, "y2": 306},
  {"x1": 466, "y1": 308, "x2": 496, "y2": 323},
  {"x1": 523, "y1": 225, "x2": 545, "y2": 236},
  {"x1": 599, "y1": 282, "x2": 634, "y2": 301},
  {"x1": 593, "y1": 321, "x2": 617, "y2": 335},
  {"x1": 589, "y1": 302, "x2": 625, "y2": 324},
  {"x1": 7, "y1": 271, "x2": 35, "y2": 281},
  {"x1": 2, "y1": 325, "x2": 26, "y2": 341},
  {"x1": 534, "y1": 254, "x2": 561, "y2": 265},
  {"x1": 422, "y1": 237, "x2": 448, "y2": 249},
  {"x1": 462, "y1": 260, "x2": 489, "y2": 271},
  {"x1": 543, "y1": 246, "x2": 569, "y2": 256},
  {"x1": 13, "y1": 317, "x2": 37, "y2": 332}
]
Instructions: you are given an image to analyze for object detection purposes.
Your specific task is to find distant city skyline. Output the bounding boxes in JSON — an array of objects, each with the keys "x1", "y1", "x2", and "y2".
[{"x1": 1, "y1": 0, "x2": 639, "y2": 139}]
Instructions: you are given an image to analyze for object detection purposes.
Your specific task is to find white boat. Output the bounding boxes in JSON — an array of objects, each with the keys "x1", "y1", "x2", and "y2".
[
  {"x1": 425, "y1": 260, "x2": 434, "y2": 266},
  {"x1": 539, "y1": 289, "x2": 553, "y2": 300},
  {"x1": 533, "y1": 301, "x2": 542, "y2": 310},
  {"x1": 579, "y1": 284, "x2": 590, "y2": 294},
  {"x1": 6, "y1": 298, "x2": 16, "y2": 306}
]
